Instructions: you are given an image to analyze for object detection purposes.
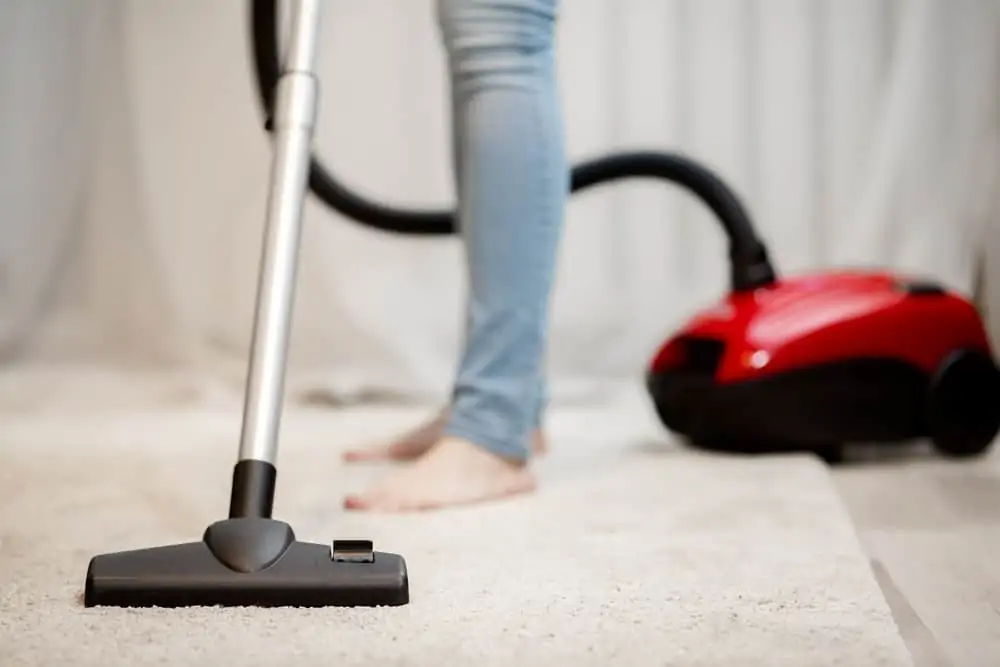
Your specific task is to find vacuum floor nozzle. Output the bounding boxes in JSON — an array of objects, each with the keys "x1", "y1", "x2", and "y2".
[
  {"x1": 82, "y1": 2, "x2": 410, "y2": 610},
  {"x1": 83, "y1": 518, "x2": 409, "y2": 608}
]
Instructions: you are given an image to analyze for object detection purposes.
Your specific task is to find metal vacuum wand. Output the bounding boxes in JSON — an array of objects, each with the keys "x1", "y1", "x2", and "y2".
[
  {"x1": 232, "y1": 0, "x2": 322, "y2": 519},
  {"x1": 82, "y1": 0, "x2": 409, "y2": 608}
]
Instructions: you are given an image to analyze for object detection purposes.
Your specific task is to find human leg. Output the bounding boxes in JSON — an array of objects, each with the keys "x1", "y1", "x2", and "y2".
[
  {"x1": 342, "y1": 0, "x2": 561, "y2": 467},
  {"x1": 343, "y1": 0, "x2": 566, "y2": 510}
]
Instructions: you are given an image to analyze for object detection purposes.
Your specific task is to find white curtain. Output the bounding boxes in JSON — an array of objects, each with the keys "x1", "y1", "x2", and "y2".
[{"x1": 1, "y1": 0, "x2": 998, "y2": 409}]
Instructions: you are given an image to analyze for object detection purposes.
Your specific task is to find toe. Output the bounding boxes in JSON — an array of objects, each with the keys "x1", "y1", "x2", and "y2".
[
  {"x1": 342, "y1": 448, "x2": 382, "y2": 463},
  {"x1": 344, "y1": 491, "x2": 421, "y2": 513},
  {"x1": 343, "y1": 493, "x2": 377, "y2": 510}
]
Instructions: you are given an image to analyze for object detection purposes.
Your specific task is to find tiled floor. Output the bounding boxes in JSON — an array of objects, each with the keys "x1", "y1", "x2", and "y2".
[{"x1": 833, "y1": 443, "x2": 1000, "y2": 667}]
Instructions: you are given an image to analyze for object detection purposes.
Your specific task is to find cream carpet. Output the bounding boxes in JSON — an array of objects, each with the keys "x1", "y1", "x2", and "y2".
[{"x1": 0, "y1": 399, "x2": 914, "y2": 666}]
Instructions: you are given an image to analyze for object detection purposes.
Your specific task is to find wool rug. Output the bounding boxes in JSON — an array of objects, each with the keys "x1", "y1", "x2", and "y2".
[{"x1": 0, "y1": 403, "x2": 913, "y2": 666}]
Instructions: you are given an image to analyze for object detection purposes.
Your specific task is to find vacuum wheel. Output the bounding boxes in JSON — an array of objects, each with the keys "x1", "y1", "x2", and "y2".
[{"x1": 926, "y1": 349, "x2": 1000, "y2": 457}]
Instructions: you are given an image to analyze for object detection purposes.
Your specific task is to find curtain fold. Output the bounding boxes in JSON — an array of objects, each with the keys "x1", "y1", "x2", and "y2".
[{"x1": 1, "y1": 0, "x2": 997, "y2": 407}]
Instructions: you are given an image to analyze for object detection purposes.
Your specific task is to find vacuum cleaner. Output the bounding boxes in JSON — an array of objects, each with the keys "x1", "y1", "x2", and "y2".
[
  {"x1": 84, "y1": 0, "x2": 408, "y2": 608},
  {"x1": 248, "y1": 0, "x2": 1000, "y2": 463},
  {"x1": 647, "y1": 272, "x2": 1000, "y2": 462}
]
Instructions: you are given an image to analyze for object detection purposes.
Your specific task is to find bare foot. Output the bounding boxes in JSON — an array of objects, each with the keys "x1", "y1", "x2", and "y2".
[
  {"x1": 342, "y1": 408, "x2": 547, "y2": 462},
  {"x1": 341, "y1": 410, "x2": 450, "y2": 462},
  {"x1": 343, "y1": 436, "x2": 536, "y2": 512}
]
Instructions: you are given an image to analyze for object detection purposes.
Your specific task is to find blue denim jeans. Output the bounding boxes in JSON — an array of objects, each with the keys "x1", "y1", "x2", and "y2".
[{"x1": 436, "y1": 0, "x2": 568, "y2": 461}]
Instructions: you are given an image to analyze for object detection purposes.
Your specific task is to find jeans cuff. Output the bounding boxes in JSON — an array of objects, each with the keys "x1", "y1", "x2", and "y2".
[{"x1": 442, "y1": 417, "x2": 532, "y2": 462}]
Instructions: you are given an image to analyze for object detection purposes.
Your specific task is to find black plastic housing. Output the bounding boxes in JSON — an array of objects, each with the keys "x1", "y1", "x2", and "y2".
[
  {"x1": 648, "y1": 356, "x2": 928, "y2": 450},
  {"x1": 83, "y1": 518, "x2": 409, "y2": 608},
  {"x1": 647, "y1": 339, "x2": 1000, "y2": 460}
]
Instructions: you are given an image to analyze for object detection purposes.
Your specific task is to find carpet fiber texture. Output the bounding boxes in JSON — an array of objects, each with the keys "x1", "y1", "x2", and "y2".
[{"x1": 0, "y1": 405, "x2": 913, "y2": 666}]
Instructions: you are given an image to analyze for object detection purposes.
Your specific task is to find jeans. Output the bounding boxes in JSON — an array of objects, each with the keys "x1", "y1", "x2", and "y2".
[{"x1": 436, "y1": 0, "x2": 568, "y2": 461}]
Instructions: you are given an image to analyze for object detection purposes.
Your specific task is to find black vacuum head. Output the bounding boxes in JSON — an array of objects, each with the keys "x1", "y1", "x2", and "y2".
[{"x1": 83, "y1": 517, "x2": 409, "y2": 608}]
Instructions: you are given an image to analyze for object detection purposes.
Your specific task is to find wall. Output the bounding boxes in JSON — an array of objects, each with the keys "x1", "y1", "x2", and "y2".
[{"x1": 1, "y1": 0, "x2": 997, "y2": 404}]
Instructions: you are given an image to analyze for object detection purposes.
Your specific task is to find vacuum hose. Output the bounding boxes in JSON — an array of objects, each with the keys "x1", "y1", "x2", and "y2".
[{"x1": 248, "y1": 0, "x2": 777, "y2": 292}]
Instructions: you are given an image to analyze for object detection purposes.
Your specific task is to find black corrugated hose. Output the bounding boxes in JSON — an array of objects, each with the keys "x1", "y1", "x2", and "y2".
[{"x1": 247, "y1": 0, "x2": 777, "y2": 291}]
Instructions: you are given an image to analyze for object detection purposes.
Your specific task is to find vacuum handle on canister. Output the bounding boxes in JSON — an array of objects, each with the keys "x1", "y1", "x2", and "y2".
[{"x1": 569, "y1": 152, "x2": 777, "y2": 291}]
